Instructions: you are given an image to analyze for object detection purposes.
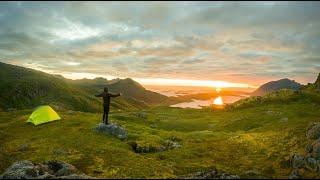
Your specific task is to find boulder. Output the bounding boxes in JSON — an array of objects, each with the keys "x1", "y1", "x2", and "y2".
[
  {"x1": 0, "y1": 160, "x2": 37, "y2": 179},
  {"x1": 162, "y1": 140, "x2": 181, "y2": 150},
  {"x1": 291, "y1": 154, "x2": 305, "y2": 169},
  {"x1": 178, "y1": 167, "x2": 239, "y2": 179},
  {"x1": 46, "y1": 160, "x2": 77, "y2": 176},
  {"x1": 130, "y1": 139, "x2": 181, "y2": 153},
  {"x1": 305, "y1": 142, "x2": 313, "y2": 153},
  {"x1": 305, "y1": 157, "x2": 318, "y2": 172},
  {"x1": 219, "y1": 173, "x2": 240, "y2": 179},
  {"x1": 244, "y1": 170, "x2": 266, "y2": 178},
  {"x1": 150, "y1": 123, "x2": 157, "y2": 128},
  {"x1": 288, "y1": 169, "x2": 301, "y2": 179},
  {"x1": 306, "y1": 123, "x2": 320, "y2": 140},
  {"x1": 311, "y1": 139, "x2": 320, "y2": 160},
  {"x1": 95, "y1": 123, "x2": 128, "y2": 140},
  {"x1": 0, "y1": 160, "x2": 94, "y2": 179},
  {"x1": 133, "y1": 142, "x2": 166, "y2": 153}
]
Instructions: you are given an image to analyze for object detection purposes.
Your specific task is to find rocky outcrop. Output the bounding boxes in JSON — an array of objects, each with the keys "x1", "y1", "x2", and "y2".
[
  {"x1": 178, "y1": 167, "x2": 240, "y2": 179},
  {"x1": 306, "y1": 122, "x2": 320, "y2": 140},
  {"x1": 129, "y1": 139, "x2": 181, "y2": 153},
  {"x1": 95, "y1": 123, "x2": 128, "y2": 140},
  {"x1": 289, "y1": 122, "x2": 320, "y2": 178},
  {"x1": 0, "y1": 160, "x2": 94, "y2": 179}
]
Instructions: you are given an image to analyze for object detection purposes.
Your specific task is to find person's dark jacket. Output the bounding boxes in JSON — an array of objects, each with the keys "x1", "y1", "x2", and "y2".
[{"x1": 95, "y1": 92, "x2": 120, "y2": 106}]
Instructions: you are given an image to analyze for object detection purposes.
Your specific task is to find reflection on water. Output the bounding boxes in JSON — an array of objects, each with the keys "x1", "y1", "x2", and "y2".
[
  {"x1": 170, "y1": 96, "x2": 245, "y2": 109},
  {"x1": 213, "y1": 96, "x2": 223, "y2": 105}
]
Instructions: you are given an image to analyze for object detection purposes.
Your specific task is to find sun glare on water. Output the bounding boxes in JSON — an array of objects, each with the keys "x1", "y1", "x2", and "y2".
[
  {"x1": 213, "y1": 96, "x2": 223, "y2": 105},
  {"x1": 213, "y1": 88, "x2": 223, "y2": 105}
]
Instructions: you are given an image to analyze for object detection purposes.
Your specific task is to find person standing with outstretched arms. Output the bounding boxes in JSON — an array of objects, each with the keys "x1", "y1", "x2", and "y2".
[{"x1": 95, "y1": 87, "x2": 121, "y2": 124}]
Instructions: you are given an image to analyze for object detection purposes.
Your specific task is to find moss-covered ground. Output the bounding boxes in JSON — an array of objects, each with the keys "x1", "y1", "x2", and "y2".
[{"x1": 1, "y1": 99, "x2": 320, "y2": 178}]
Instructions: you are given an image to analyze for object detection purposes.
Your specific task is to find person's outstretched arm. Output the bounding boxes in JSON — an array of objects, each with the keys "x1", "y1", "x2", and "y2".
[
  {"x1": 109, "y1": 93, "x2": 121, "y2": 97},
  {"x1": 95, "y1": 92, "x2": 103, "y2": 97}
]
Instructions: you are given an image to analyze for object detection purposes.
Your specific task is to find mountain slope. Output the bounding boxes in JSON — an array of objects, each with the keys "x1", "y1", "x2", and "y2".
[
  {"x1": 0, "y1": 62, "x2": 171, "y2": 112},
  {"x1": 0, "y1": 62, "x2": 109, "y2": 112},
  {"x1": 251, "y1": 78, "x2": 302, "y2": 96},
  {"x1": 107, "y1": 78, "x2": 174, "y2": 105},
  {"x1": 230, "y1": 73, "x2": 320, "y2": 110},
  {"x1": 69, "y1": 78, "x2": 174, "y2": 106}
]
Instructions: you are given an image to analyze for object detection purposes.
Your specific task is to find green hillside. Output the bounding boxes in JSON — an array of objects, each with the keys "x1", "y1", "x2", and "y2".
[
  {"x1": 1, "y1": 61, "x2": 320, "y2": 178},
  {"x1": 69, "y1": 77, "x2": 175, "y2": 106},
  {"x1": 0, "y1": 62, "x2": 102, "y2": 112},
  {"x1": 0, "y1": 62, "x2": 173, "y2": 112},
  {"x1": 107, "y1": 78, "x2": 175, "y2": 106},
  {"x1": 1, "y1": 85, "x2": 320, "y2": 178}
]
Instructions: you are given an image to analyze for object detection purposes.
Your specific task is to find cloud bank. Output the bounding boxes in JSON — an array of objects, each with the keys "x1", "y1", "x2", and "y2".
[{"x1": 0, "y1": 1, "x2": 319, "y2": 86}]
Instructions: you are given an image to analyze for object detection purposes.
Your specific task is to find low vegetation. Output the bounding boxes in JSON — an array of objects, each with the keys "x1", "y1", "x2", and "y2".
[{"x1": 1, "y1": 89, "x2": 320, "y2": 178}]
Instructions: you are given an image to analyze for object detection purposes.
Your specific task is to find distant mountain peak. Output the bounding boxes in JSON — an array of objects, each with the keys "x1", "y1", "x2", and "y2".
[
  {"x1": 252, "y1": 78, "x2": 302, "y2": 96},
  {"x1": 112, "y1": 78, "x2": 145, "y2": 90},
  {"x1": 93, "y1": 77, "x2": 108, "y2": 81}
]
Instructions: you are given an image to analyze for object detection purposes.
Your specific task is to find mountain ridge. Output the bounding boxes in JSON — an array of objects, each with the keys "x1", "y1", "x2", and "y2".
[
  {"x1": 0, "y1": 62, "x2": 173, "y2": 112},
  {"x1": 251, "y1": 78, "x2": 302, "y2": 96}
]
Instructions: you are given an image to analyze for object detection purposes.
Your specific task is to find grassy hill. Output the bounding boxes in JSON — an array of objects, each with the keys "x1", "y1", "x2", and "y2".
[
  {"x1": 0, "y1": 62, "x2": 173, "y2": 112},
  {"x1": 251, "y1": 78, "x2": 302, "y2": 96},
  {"x1": 1, "y1": 78, "x2": 320, "y2": 178},
  {"x1": 1, "y1": 61, "x2": 320, "y2": 178},
  {"x1": 0, "y1": 62, "x2": 103, "y2": 112},
  {"x1": 107, "y1": 78, "x2": 175, "y2": 106},
  {"x1": 70, "y1": 77, "x2": 175, "y2": 106},
  {"x1": 1, "y1": 91, "x2": 320, "y2": 178}
]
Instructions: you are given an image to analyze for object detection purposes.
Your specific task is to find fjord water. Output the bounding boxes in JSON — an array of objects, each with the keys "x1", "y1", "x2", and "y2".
[{"x1": 170, "y1": 95, "x2": 247, "y2": 109}]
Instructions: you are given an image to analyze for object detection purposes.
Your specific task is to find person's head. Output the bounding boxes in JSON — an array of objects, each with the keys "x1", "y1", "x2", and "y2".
[{"x1": 104, "y1": 87, "x2": 108, "y2": 92}]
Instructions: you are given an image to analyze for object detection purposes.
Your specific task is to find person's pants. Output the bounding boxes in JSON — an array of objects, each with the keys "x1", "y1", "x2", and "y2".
[{"x1": 103, "y1": 106, "x2": 110, "y2": 124}]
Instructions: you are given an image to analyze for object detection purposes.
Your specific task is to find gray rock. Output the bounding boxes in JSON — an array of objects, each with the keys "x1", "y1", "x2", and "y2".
[
  {"x1": 179, "y1": 168, "x2": 219, "y2": 179},
  {"x1": 292, "y1": 154, "x2": 305, "y2": 169},
  {"x1": 0, "y1": 160, "x2": 37, "y2": 179},
  {"x1": 288, "y1": 171, "x2": 300, "y2": 179},
  {"x1": 305, "y1": 157, "x2": 318, "y2": 172},
  {"x1": 134, "y1": 144, "x2": 166, "y2": 153},
  {"x1": 178, "y1": 167, "x2": 239, "y2": 179},
  {"x1": 288, "y1": 169, "x2": 301, "y2": 179},
  {"x1": 306, "y1": 122, "x2": 320, "y2": 140},
  {"x1": 0, "y1": 160, "x2": 95, "y2": 179},
  {"x1": 45, "y1": 160, "x2": 77, "y2": 176},
  {"x1": 305, "y1": 142, "x2": 313, "y2": 153},
  {"x1": 311, "y1": 139, "x2": 320, "y2": 160},
  {"x1": 150, "y1": 123, "x2": 157, "y2": 128},
  {"x1": 220, "y1": 173, "x2": 240, "y2": 179},
  {"x1": 162, "y1": 140, "x2": 181, "y2": 150},
  {"x1": 131, "y1": 139, "x2": 182, "y2": 153},
  {"x1": 245, "y1": 170, "x2": 264, "y2": 178},
  {"x1": 95, "y1": 123, "x2": 128, "y2": 140}
]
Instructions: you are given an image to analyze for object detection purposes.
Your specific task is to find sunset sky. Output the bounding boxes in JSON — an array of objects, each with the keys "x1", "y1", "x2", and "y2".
[{"x1": 0, "y1": 1, "x2": 319, "y2": 88}]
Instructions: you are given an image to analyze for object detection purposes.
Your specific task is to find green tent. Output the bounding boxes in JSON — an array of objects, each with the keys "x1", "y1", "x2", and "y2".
[{"x1": 27, "y1": 105, "x2": 61, "y2": 125}]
